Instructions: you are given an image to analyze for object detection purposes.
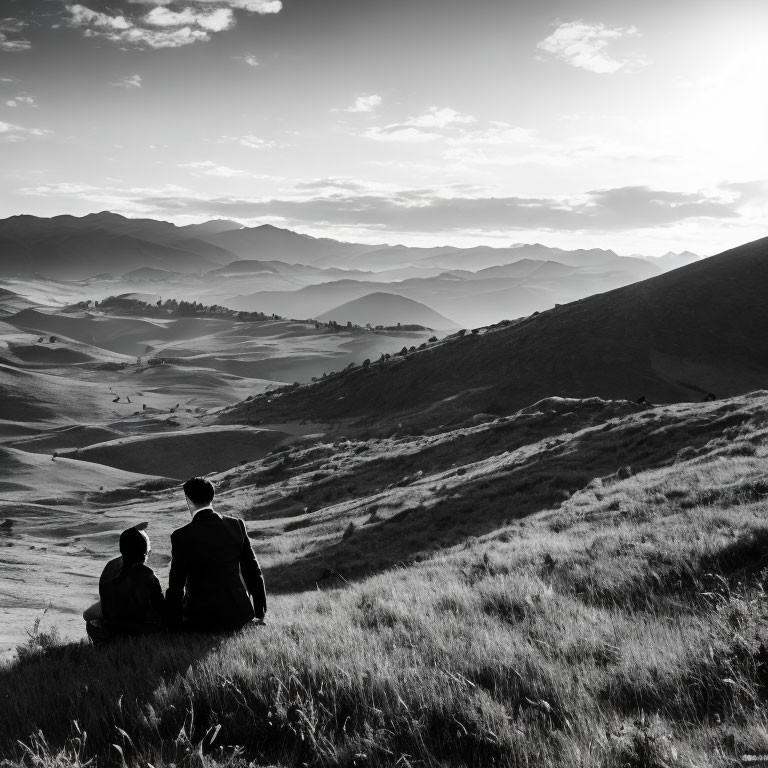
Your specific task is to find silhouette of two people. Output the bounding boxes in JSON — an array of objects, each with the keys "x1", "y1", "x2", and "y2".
[{"x1": 83, "y1": 477, "x2": 266, "y2": 642}]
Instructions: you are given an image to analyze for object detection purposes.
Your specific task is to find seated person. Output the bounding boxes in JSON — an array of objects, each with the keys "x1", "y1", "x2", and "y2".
[
  {"x1": 83, "y1": 524, "x2": 165, "y2": 643},
  {"x1": 166, "y1": 477, "x2": 266, "y2": 632}
]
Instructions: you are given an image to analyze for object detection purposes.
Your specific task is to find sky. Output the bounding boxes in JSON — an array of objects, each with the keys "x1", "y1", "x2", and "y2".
[{"x1": 1, "y1": 0, "x2": 767, "y2": 255}]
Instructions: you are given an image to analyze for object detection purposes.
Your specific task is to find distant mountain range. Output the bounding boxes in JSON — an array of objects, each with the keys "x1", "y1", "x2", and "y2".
[
  {"x1": 632, "y1": 251, "x2": 701, "y2": 271},
  {"x1": 0, "y1": 211, "x2": 700, "y2": 278},
  {"x1": 224, "y1": 255, "x2": 661, "y2": 327},
  {"x1": 0, "y1": 211, "x2": 706, "y2": 327},
  {"x1": 221, "y1": 234, "x2": 768, "y2": 430}
]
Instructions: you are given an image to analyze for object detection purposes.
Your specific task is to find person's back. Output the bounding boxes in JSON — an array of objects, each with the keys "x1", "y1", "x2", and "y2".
[
  {"x1": 100, "y1": 559, "x2": 164, "y2": 634},
  {"x1": 166, "y1": 477, "x2": 266, "y2": 632},
  {"x1": 84, "y1": 526, "x2": 164, "y2": 642}
]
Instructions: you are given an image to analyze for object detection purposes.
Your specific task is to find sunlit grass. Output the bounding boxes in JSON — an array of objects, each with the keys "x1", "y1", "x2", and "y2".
[{"x1": 3, "y1": 396, "x2": 768, "y2": 766}]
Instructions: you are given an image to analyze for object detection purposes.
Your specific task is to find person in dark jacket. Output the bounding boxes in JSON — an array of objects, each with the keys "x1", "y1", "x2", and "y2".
[
  {"x1": 83, "y1": 524, "x2": 165, "y2": 643},
  {"x1": 166, "y1": 477, "x2": 267, "y2": 632}
]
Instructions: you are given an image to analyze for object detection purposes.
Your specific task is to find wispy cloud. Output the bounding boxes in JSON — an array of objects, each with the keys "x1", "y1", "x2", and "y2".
[
  {"x1": 5, "y1": 95, "x2": 36, "y2": 107},
  {"x1": 365, "y1": 106, "x2": 476, "y2": 142},
  {"x1": 407, "y1": 107, "x2": 476, "y2": 129},
  {"x1": 65, "y1": 1, "x2": 280, "y2": 49},
  {"x1": 236, "y1": 53, "x2": 260, "y2": 67},
  {"x1": 19, "y1": 181, "x2": 193, "y2": 214},
  {"x1": 0, "y1": 120, "x2": 51, "y2": 142},
  {"x1": 445, "y1": 121, "x2": 532, "y2": 147},
  {"x1": 0, "y1": 19, "x2": 31, "y2": 52},
  {"x1": 180, "y1": 160, "x2": 250, "y2": 177},
  {"x1": 344, "y1": 94, "x2": 382, "y2": 113},
  {"x1": 111, "y1": 74, "x2": 142, "y2": 89},
  {"x1": 443, "y1": 125, "x2": 673, "y2": 170},
  {"x1": 220, "y1": 134, "x2": 279, "y2": 150},
  {"x1": 130, "y1": 184, "x2": 749, "y2": 234},
  {"x1": 537, "y1": 21, "x2": 649, "y2": 74}
]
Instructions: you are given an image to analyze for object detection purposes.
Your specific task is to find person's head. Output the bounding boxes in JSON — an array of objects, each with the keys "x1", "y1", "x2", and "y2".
[
  {"x1": 183, "y1": 476, "x2": 215, "y2": 513},
  {"x1": 119, "y1": 526, "x2": 150, "y2": 565}
]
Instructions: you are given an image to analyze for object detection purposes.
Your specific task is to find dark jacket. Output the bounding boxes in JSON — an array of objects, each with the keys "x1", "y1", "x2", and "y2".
[
  {"x1": 100, "y1": 556, "x2": 165, "y2": 634},
  {"x1": 166, "y1": 508, "x2": 266, "y2": 630}
]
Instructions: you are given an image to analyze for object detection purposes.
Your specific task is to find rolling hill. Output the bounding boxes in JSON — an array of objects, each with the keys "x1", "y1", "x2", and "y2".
[
  {"x1": 57, "y1": 425, "x2": 290, "y2": 479},
  {"x1": 316, "y1": 292, "x2": 457, "y2": 329},
  {"x1": 221, "y1": 234, "x2": 768, "y2": 430}
]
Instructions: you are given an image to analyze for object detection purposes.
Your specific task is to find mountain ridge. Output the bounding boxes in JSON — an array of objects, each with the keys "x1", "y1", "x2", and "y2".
[{"x1": 0, "y1": 211, "x2": 699, "y2": 279}]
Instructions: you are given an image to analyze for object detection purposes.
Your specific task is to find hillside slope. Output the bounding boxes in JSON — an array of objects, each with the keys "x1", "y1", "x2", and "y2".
[
  {"x1": 221, "y1": 234, "x2": 768, "y2": 430},
  {"x1": 4, "y1": 391, "x2": 768, "y2": 767}
]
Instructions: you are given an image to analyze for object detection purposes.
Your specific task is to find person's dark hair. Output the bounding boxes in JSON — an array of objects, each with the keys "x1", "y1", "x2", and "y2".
[
  {"x1": 119, "y1": 526, "x2": 150, "y2": 564},
  {"x1": 183, "y1": 476, "x2": 215, "y2": 507}
]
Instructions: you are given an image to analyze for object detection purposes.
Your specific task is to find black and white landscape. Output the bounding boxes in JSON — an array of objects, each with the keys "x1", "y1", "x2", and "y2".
[{"x1": 2, "y1": 1, "x2": 768, "y2": 767}]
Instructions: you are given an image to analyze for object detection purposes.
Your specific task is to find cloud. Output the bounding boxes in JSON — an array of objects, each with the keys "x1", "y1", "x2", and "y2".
[
  {"x1": 65, "y1": 4, "x2": 210, "y2": 49},
  {"x1": 180, "y1": 160, "x2": 250, "y2": 177},
  {"x1": 144, "y1": 7, "x2": 234, "y2": 32},
  {"x1": 719, "y1": 179, "x2": 768, "y2": 204},
  {"x1": 130, "y1": 184, "x2": 747, "y2": 234},
  {"x1": 115, "y1": 26, "x2": 210, "y2": 48},
  {"x1": 445, "y1": 121, "x2": 534, "y2": 147},
  {"x1": 21, "y1": 182, "x2": 98, "y2": 196},
  {"x1": 222, "y1": 0, "x2": 281, "y2": 12},
  {"x1": 0, "y1": 120, "x2": 51, "y2": 141},
  {"x1": 18, "y1": 181, "x2": 194, "y2": 214},
  {"x1": 237, "y1": 53, "x2": 260, "y2": 67},
  {"x1": 364, "y1": 126, "x2": 441, "y2": 143},
  {"x1": 365, "y1": 106, "x2": 477, "y2": 142},
  {"x1": 67, "y1": 5, "x2": 131, "y2": 31},
  {"x1": 220, "y1": 134, "x2": 278, "y2": 150},
  {"x1": 0, "y1": 19, "x2": 31, "y2": 51},
  {"x1": 537, "y1": 21, "x2": 649, "y2": 74},
  {"x1": 5, "y1": 95, "x2": 36, "y2": 107},
  {"x1": 126, "y1": 0, "x2": 280, "y2": 7},
  {"x1": 111, "y1": 74, "x2": 142, "y2": 89},
  {"x1": 407, "y1": 107, "x2": 476, "y2": 129},
  {"x1": 143, "y1": 7, "x2": 198, "y2": 26},
  {"x1": 66, "y1": 1, "x2": 280, "y2": 49},
  {"x1": 294, "y1": 178, "x2": 371, "y2": 192},
  {"x1": 345, "y1": 94, "x2": 382, "y2": 113},
  {"x1": 196, "y1": 8, "x2": 237, "y2": 34}
]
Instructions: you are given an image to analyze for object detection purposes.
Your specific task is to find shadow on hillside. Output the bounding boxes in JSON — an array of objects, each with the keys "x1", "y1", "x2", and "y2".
[
  {"x1": 0, "y1": 630, "x2": 240, "y2": 759},
  {"x1": 262, "y1": 403, "x2": 757, "y2": 592},
  {"x1": 247, "y1": 401, "x2": 641, "y2": 522}
]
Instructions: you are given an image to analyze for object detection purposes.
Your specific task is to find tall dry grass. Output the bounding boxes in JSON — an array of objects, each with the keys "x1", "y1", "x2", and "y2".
[{"x1": 3, "y1": 397, "x2": 768, "y2": 767}]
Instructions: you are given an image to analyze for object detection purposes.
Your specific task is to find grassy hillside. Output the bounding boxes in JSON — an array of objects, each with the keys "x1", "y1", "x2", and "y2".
[
  {"x1": 3, "y1": 391, "x2": 768, "y2": 767},
  {"x1": 219, "y1": 235, "x2": 768, "y2": 432}
]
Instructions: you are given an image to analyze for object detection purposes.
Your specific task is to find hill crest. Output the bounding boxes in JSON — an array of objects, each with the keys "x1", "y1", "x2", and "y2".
[{"x1": 316, "y1": 292, "x2": 458, "y2": 329}]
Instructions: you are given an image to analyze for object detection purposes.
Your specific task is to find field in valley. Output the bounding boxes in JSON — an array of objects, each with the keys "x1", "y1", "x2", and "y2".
[{"x1": 0, "y1": 301, "x2": 432, "y2": 659}]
